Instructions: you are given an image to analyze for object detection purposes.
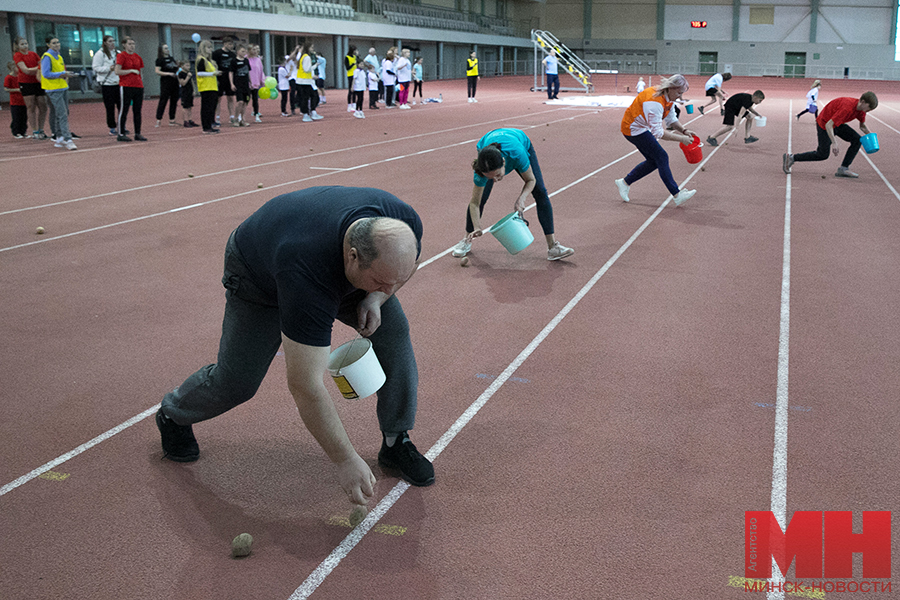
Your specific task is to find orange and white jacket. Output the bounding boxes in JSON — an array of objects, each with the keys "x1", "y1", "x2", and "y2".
[{"x1": 621, "y1": 87, "x2": 678, "y2": 139}]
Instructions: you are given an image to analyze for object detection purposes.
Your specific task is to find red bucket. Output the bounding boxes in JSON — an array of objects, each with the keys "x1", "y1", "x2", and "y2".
[{"x1": 679, "y1": 135, "x2": 703, "y2": 164}]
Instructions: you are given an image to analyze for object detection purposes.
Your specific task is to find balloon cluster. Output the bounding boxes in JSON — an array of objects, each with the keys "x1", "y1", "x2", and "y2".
[{"x1": 258, "y1": 77, "x2": 279, "y2": 99}]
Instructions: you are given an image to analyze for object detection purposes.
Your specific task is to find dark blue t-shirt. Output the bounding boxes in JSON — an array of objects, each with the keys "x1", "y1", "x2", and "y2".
[{"x1": 233, "y1": 186, "x2": 423, "y2": 346}]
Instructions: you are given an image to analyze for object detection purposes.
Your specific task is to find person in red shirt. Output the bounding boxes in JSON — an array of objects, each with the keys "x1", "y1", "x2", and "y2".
[
  {"x1": 115, "y1": 36, "x2": 147, "y2": 142},
  {"x1": 783, "y1": 92, "x2": 877, "y2": 178},
  {"x1": 13, "y1": 36, "x2": 49, "y2": 139},
  {"x1": 5, "y1": 61, "x2": 28, "y2": 138}
]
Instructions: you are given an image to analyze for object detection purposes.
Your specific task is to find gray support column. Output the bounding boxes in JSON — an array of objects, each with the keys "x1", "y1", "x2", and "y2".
[
  {"x1": 262, "y1": 31, "x2": 272, "y2": 78},
  {"x1": 584, "y1": 0, "x2": 592, "y2": 41},
  {"x1": 499, "y1": 46, "x2": 503, "y2": 75},
  {"x1": 513, "y1": 46, "x2": 518, "y2": 75},
  {"x1": 9, "y1": 13, "x2": 27, "y2": 45},
  {"x1": 158, "y1": 23, "x2": 172, "y2": 49},
  {"x1": 809, "y1": 0, "x2": 820, "y2": 43},
  {"x1": 396, "y1": 38, "x2": 402, "y2": 50},
  {"x1": 732, "y1": 0, "x2": 741, "y2": 41},
  {"x1": 656, "y1": 0, "x2": 665, "y2": 40},
  {"x1": 437, "y1": 42, "x2": 444, "y2": 80}
]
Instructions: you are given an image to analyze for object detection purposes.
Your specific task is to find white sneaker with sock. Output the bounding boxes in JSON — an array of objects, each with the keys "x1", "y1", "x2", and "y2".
[
  {"x1": 451, "y1": 239, "x2": 471, "y2": 257},
  {"x1": 615, "y1": 178, "x2": 631, "y2": 202},
  {"x1": 672, "y1": 189, "x2": 696, "y2": 207}
]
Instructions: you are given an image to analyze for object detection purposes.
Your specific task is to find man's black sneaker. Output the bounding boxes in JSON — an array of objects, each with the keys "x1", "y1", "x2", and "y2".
[
  {"x1": 156, "y1": 408, "x2": 199, "y2": 462},
  {"x1": 117, "y1": 134, "x2": 132, "y2": 142},
  {"x1": 378, "y1": 432, "x2": 434, "y2": 486}
]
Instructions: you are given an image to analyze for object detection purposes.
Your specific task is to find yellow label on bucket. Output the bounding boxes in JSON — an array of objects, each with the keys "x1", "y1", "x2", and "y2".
[{"x1": 332, "y1": 374, "x2": 359, "y2": 399}]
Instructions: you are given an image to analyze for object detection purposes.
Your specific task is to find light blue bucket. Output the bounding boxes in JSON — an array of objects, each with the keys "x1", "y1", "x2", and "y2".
[
  {"x1": 861, "y1": 132, "x2": 879, "y2": 154},
  {"x1": 686, "y1": 104, "x2": 694, "y2": 114},
  {"x1": 489, "y1": 212, "x2": 534, "y2": 254}
]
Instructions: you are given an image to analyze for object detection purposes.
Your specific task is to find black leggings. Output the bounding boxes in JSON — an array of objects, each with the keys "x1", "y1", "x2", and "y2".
[
  {"x1": 467, "y1": 75, "x2": 478, "y2": 98},
  {"x1": 251, "y1": 89, "x2": 260, "y2": 115},
  {"x1": 793, "y1": 124, "x2": 862, "y2": 169},
  {"x1": 353, "y1": 90, "x2": 364, "y2": 110},
  {"x1": 156, "y1": 80, "x2": 179, "y2": 121},
  {"x1": 101, "y1": 85, "x2": 121, "y2": 129},
  {"x1": 369, "y1": 90, "x2": 378, "y2": 108},
  {"x1": 384, "y1": 84, "x2": 395, "y2": 107},
  {"x1": 280, "y1": 90, "x2": 289, "y2": 114},
  {"x1": 413, "y1": 80, "x2": 422, "y2": 98},
  {"x1": 200, "y1": 90, "x2": 217, "y2": 130},
  {"x1": 118, "y1": 86, "x2": 143, "y2": 135}
]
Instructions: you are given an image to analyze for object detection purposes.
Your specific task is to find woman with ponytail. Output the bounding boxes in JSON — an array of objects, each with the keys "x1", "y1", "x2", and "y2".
[{"x1": 451, "y1": 128, "x2": 574, "y2": 261}]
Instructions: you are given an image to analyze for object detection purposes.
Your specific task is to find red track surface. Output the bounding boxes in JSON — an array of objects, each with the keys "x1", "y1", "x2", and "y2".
[{"x1": 1, "y1": 75, "x2": 899, "y2": 599}]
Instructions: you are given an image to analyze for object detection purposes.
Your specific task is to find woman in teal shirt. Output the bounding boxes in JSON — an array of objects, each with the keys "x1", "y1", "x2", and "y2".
[{"x1": 452, "y1": 128, "x2": 574, "y2": 261}]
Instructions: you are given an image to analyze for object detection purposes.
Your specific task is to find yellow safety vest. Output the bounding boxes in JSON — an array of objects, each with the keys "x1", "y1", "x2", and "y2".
[
  {"x1": 196, "y1": 57, "x2": 218, "y2": 93},
  {"x1": 345, "y1": 54, "x2": 357, "y2": 77},
  {"x1": 40, "y1": 51, "x2": 68, "y2": 91},
  {"x1": 298, "y1": 54, "x2": 314, "y2": 80},
  {"x1": 467, "y1": 58, "x2": 479, "y2": 77}
]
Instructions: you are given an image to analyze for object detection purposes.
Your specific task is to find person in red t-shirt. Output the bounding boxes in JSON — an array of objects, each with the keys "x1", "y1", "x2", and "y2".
[
  {"x1": 13, "y1": 36, "x2": 49, "y2": 139},
  {"x1": 5, "y1": 61, "x2": 28, "y2": 138},
  {"x1": 115, "y1": 36, "x2": 147, "y2": 142},
  {"x1": 783, "y1": 92, "x2": 877, "y2": 178}
]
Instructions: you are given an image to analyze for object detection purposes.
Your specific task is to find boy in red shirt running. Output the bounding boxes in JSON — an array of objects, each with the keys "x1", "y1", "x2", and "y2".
[{"x1": 783, "y1": 92, "x2": 877, "y2": 178}]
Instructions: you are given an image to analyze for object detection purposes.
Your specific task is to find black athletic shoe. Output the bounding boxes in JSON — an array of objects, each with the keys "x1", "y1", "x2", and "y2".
[
  {"x1": 134, "y1": 134, "x2": 148, "y2": 141},
  {"x1": 378, "y1": 432, "x2": 434, "y2": 486},
  {"x1": 117, "y1": 134, "x2": 132, "y2": 142},
  {"x1": 70, "y1": 132, "x2": 81, "y2": 139},
  {"x1": 156, "y1": 408, "x2": 200, "y2": 462},
  {"x1": 698, "y1": 106, "x2": 705, "y2": 115}
]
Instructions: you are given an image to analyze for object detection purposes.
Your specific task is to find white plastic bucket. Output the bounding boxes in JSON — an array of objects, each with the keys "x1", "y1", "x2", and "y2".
[
  {"x1": 327, "y1": 338, "x2": 386, "y2": 400},
  {"x1": 489, "y1": 212, "x2": 534, "y2": 254},
  {"x1": 755, "y1": 115, "x2": 767, "y2": 127}
]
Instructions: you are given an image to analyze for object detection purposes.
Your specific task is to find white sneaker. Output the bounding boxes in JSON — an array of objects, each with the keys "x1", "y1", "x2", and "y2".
[
  {"x1": 835, "y1": 166, "x2": 859, "y2": 178},
  {"x1": 467, "y1": 98, "x2": 473, "y2": 103},
  {"x1": 53, "y1": 139, "x2": 64, "y2": 148},
  {"x1": 615, "y1": 178, "x2": 631, "y2": 202},
  {"x1": 547, "y1": 242, "x2": 574, "y2": 261},
  {"x1": 472, "y1": 98, "x2": 478, "y2": 103},
  {"x1": 302, "y1": 114, "x2": 313, "y2": 122},
  {"x1": 347, "y1": 103, "x2": 355, "y2": 112},
  {"x1": 155, "y1": 120, "x2": 161, "y2": 128},
  {"x1": 672, "y1": 188, "x2": 696, "y2": 207},
  {"x1": 255, "y1": 114, "x2": 262, "y2": 123},
  {"x1": 451, "y1": 239, "x2": 471, "y2": 257},
  {"x1": 399, "y1": 104, "x2": 410, "y2": 109},
  {"x1": 311, "y1": 111, "x2": 324, "y2": 120},
  {"x1": 64, "y1": 140, "x2": 77, "y2": 150},
  {"x1": 354, "y1": 110, "x2": 365, "y2": 119}
]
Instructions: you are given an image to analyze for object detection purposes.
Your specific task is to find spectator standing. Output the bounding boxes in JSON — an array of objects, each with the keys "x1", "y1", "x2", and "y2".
[
  {"x1": 396, "y1": 49, "x2": 412, "y2": 109},
  {"x1": 195, "y1": 40, "x2": 221, "y2": 134},
  {"x1": 412, "y1": 57, "x2": 423, "y2": 100},
  {"x1": 115, "y1": 36, "x2": 148, "y2": 142},
  {"x1": 155, "y1": 44, "x2": 180, "y2": 127},
  {"x1": 40, "y1": 36, "x2": 77, "y2": 150},
  {"x1": 248, "y1": 44, "x2": 265, "y2": 122},
  {"x1": 367, "y1": 62, "x2": 380, "y2": 109},
  {"x1": 92, "y1": 35, "x2": 120, "y2": 136},
  {"x1": 635, "y1": 76, "x2": 646, "y2": 93},
  {"x1": 212, "y1": 38, "x2": 237, "y2": 125},
  {"x1": 231, "y1": 44, "x2": 252, "y2": 127},
  {"x1": 344, "y1": 45, "x2": 358, "y2": 112},
  {"x1": 363, "y1": 47, "x2": 382, "y2": 103},
  {"x1": 315, "y1": 51, "x2": 327, "y2": 105},
  {"x1": 13, "y1": 36, "x2": 49, "y2": 139},
  {"x1": 351, "y1": 61, "x2": 368, "y2": 118},
  {"x1": 466, "y1": 50, "x2": 479, "y2": 102},
  {"x1": 5, "y1": 62, "x2": 28, "y2": 138},
  {"x1": 381, "y1": 48, "x2": 397, "y2": 108},
  {"x1": 542, "y1": 48, "x2": 559, "y2": 100},
  {"x1": 296, "y1": 42, "x2": 323, "y2": 122},
  {"x1": 277, "y1": 56, "x2": 291, "y2": 117},
  {"x1": 176, "y1": 60, "x2": 197, "y2": 127}
]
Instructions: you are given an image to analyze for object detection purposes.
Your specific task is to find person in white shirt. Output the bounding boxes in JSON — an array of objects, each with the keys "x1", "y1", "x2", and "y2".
[
  {"x1": 277, "y1": 56, "x2": 291, "y2": 116},
  {"x1": 285, "y1": 47, "x2": 300, "y2": 116},
  {"x1": 698, "y1": 72, "x2": 731, "y2": 115},
  {"x1": 381, "y1": 48, "x2": 397, "y2": 108},
  {"x1": 92, "y1": 35, "x2": 120, "y2": 135},
  {"x1": 368, "y1": 63, "x2": 380, "y2": 109},
  {"x1": 796, "y1": 80, "x2": 822, "y2": 120},
  {"x1": 395, "y1": 48, "x2": 412, "y2": 109},
  {"x1": 635, "y1": 77, "x2": 645, "y2": 93},
  {"x1": 315, "y1": 52, "x2": 327, "y2": 104},
  {"x1": 350, "y1": 62, "x2": 368, "y2": 118},
  {"x1": 363, "y1": 47, "x2": 382, "y2": 103},
  {"x1": 542, "y1": 48, "x2": 559, "y2": 100}
]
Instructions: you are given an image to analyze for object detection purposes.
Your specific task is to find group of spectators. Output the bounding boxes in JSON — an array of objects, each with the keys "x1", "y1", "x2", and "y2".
[{"x1": 5, "y1": 35, "x2": 439, "y2": 144}]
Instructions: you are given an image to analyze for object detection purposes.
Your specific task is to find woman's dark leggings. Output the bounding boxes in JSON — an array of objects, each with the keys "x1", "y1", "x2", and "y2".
[
  {"x1": 200, "y1": 90, "x2": 217, "y2": 130},
  {"x1": 467, "y1": 75, "x2": 478, "y2": 98},
  {"x1": 156, "y1": 80, "x2": 179, "y2": 121},
  {"x1": 413, "y1": 80, "x2": 422, "y2": 98},
  {"x1": 101, "y1": 85, "x2": 121, "y2": 129},
  {"x1": 251, "y1": 89, "x2": 260, "y2": 114},
  {"x1": 623, "y1": 131, "x2": 680, "y2": 196},
  {"x1": 280, "y1": 90, "x2": 288, "y2": 114},
  {"x1": 384, "y1": 84, "x2": 395, "y2": 107},
  {"x1": 464, "y1": 145, "x2": 554, "y2": 235}
]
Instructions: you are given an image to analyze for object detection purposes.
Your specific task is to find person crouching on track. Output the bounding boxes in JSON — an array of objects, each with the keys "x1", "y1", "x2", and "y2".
[
  {"x1": 615, "y1": 74, "x2": 697, "y2": 207},
  {"x1": 706, "y1": 90, "x2": 765, "y2": 146},
  {"x1": 782, "y1": 92, "x2": 877, "y2": 179},
  {"x1": 451, "y1": 128, "x2": 575, "y2": 261}
]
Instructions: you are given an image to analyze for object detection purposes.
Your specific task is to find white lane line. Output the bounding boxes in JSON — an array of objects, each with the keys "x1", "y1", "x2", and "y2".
[
  {"x1": 861, "y1": 153, "x2": 900, "y2": 202},
  {"x1": 0, "y1": 404, "x2": 160, "y2": 497},
  {"x1": 308, "y1": 167, "x2": 350, "y2": 171},
  {"x1": 867, "y1": 115, "x2": 900, "y2": 136},
  {"x1": 767, "y1": 100, "x2": 794, "y2": 600},
  {"x1": 289, "y1": 181, "x2": 680, "y2": 600},
  {"x1": 0, "y1": 107, "x2": 581, "y2": 217}
]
